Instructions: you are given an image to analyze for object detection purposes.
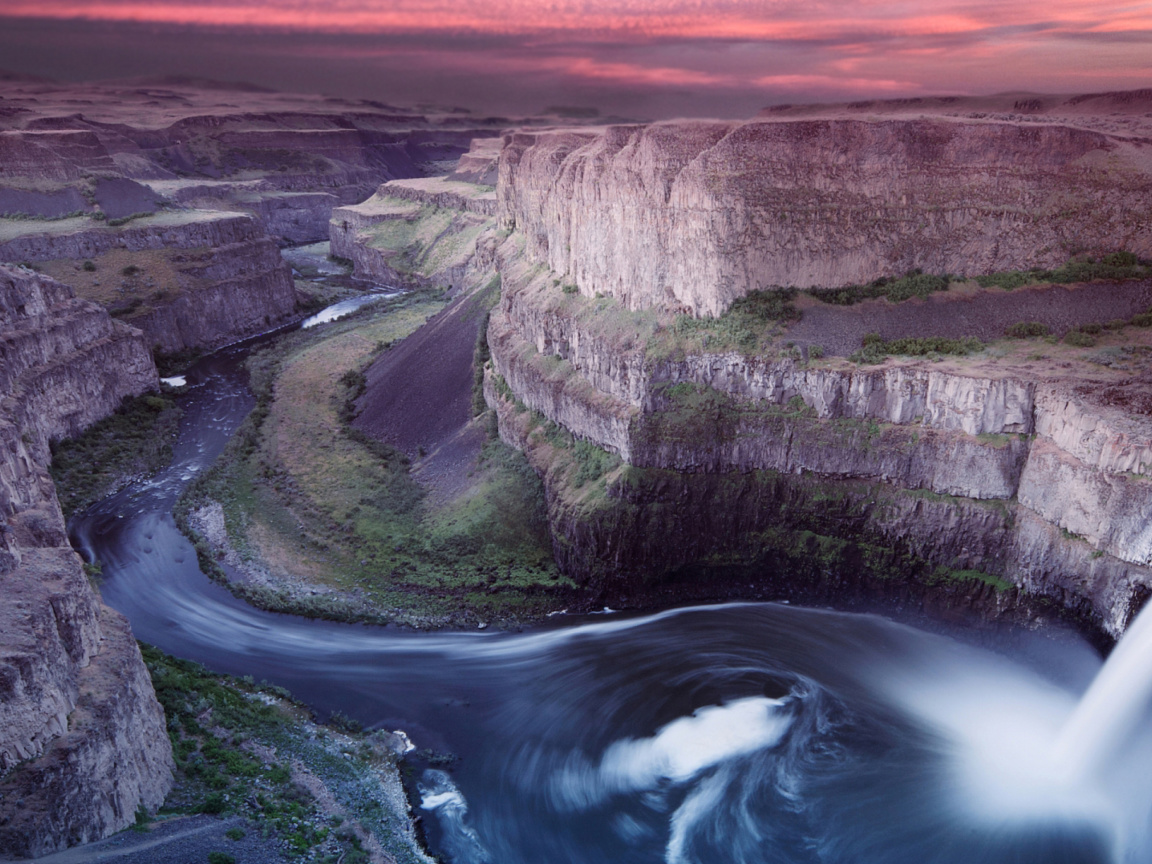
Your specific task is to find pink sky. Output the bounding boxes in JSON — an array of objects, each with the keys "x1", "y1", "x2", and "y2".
[{"x1": 0, "y1": 1, "x2": 1148, "y2": 116}]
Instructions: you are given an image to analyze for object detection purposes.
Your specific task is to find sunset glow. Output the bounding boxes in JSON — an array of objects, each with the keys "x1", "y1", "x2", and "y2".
[{"x1": 1, "y1": 0, "x2": 1149, "y2": 116}]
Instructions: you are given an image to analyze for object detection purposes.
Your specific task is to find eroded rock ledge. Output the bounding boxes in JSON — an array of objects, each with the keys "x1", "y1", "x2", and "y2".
[{"x1": 0, "y1": 266, "x2": 173, "y2": 858}]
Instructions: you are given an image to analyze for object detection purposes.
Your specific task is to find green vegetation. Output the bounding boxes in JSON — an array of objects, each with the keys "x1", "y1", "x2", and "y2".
[
  {"x1": 570, "y1": 439, "x2": 621, "y2": 488},
  {"x1": 143, "y1": 645, "x2": 428, "y2": 864},
  {"x1": 178, "y1": 291, "x2": 566, "y2": 627},
  {"x1": 1006, "y1": 321, "x2": 1050, "y2": 338},
  {"x1": 851, "y1": 333, "x2": 984, "y2": 364},
  {"x1": 808, "y1": 270, "x2": 951, "y2": 306},
  {"x1": 154, "y1": 346, "x2": 203, "y2": 378},
  {"x1": 803, "y1": 253, "x2": 1149, "y2": 308},
  {"x1": 670, "y1": 288, "x2": 800, "y2": 353},
  {"x1": 106, "y1": 210, "x2": 156, "y2": 227},
  {"x1": 524, "y1": 438, "x2": 1022, "y2": 602},
  {"x1": 1064, "y1": 330, "x2": 1098, "y2": 348},
  {"x1": 977, "y1": 251, "x2": 1149, "y2": 289},
  {"x1": 49, "y1": 393, "x2": 182, "y2": 517},
  {"x1": 361, "y1": 197, "x2": 493, "y2": 283}
]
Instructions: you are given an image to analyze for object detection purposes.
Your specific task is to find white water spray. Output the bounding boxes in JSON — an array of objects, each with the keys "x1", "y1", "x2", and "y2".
[{"x1": 1056, "y1": 602, "x2": 1152, "y2": 784}]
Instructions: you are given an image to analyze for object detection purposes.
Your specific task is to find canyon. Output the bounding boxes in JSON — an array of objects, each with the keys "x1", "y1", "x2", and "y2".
[
  {"x1": 3, "y1": 81, "x2": 1152, "y2": 858},
  {"x1": 0, "y1": 80, "x2": 514, "y2": 858},
  {"x1": 0, "y1": 79, "x2": 513, "y2": 357}
]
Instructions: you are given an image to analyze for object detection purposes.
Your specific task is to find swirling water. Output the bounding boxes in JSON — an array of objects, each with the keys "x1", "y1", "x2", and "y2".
[{"x1": 69, "y1": 307, "x2": 1152, "y2": 864}]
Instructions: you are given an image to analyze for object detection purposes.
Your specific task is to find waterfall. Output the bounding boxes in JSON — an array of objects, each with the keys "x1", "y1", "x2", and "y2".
[{"x1": 1055, "y1": 600, "x2": 1152, "y2": 783}]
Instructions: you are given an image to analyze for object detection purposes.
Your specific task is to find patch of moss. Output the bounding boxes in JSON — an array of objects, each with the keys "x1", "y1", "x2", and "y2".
[{"x1": 142, "y1": 645, "x2": 426, "y2": 864}]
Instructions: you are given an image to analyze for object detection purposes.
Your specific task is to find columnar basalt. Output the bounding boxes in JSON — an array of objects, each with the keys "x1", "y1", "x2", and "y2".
[
  {"x1": 498, "y1": 119, "x2": 1152, "y2": 316},
  {"x1": 0, "y1": 266, "x2": 173, "y2": 858}
]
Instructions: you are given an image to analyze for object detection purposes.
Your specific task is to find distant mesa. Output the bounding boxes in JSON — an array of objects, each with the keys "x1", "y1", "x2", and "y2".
[
  {"x1": 114, "y1": 74, "x2": 276, "y2": 93},
  {"x1": 545, "y1": 105, "x2": 601, "y2": 118}
]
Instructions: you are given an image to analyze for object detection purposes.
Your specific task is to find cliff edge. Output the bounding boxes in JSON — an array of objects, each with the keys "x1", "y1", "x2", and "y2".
[{"x1": 0, "y1": 265, "x2": 173, "y2": 858}]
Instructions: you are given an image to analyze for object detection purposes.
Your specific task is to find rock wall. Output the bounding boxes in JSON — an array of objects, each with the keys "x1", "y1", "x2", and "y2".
[
  {"x1": 487, "y1": 250, "x2": 1152, "y2": 638},
  {"x1": 498, "y1": 119, "x2": 1152, "y2": 316},
  {"x1": 0, "y1": 212, "x2": 300, "y2": 354},
  {"x1": 0, "y1": 265, "x2": 173, "y2": 858}
]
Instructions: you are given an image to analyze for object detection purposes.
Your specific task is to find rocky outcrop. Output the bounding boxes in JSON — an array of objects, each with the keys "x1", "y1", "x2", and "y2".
[
  {"x1": 449, "y1": 137, "x2": 502, "y2": 186},
  {"x1": 498, "y1": 120, "x2": 1152, "y2": 316},
  {"x1": 0, "y1": 211, "x2": 300, "y2": 354},
  {"x1": 330, "y1": 177, "x2": 499, "y2": 291},
  {"x1": 0, "y1": 265, "x2": 172, "y2": 858}
]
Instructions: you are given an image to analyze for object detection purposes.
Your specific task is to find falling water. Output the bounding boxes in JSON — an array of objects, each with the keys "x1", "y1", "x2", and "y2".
[{"x1": 1055, "y1": 602, "x2": 1152, "y2": 783}]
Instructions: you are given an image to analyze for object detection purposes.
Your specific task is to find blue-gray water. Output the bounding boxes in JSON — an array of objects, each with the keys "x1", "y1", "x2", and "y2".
[{"x1": 69, "y1": 309, "x2": 1152, "y2": 864}]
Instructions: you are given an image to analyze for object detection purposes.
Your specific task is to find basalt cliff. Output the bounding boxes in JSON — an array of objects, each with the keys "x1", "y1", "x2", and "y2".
[
  {"x1": 478, "y1": 106, "x2": 1152, "y2": 640},
  {"x1": 499, "y1": 118, "x2": 1152, "y2": 316},
  {"x1": 0, "y1": 265, "x2": 172, "y2": 858}
]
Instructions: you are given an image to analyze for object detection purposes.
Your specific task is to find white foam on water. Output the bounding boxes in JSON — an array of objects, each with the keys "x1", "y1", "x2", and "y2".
[
  {"x1": 301, "y1": 293, "x2": 400, "y2": 329},
  {"x1": 601, "y1": 696, "x2": 792, "y2": 790},
  {"x1": 160, "y1": 375, "x2": 186, "y2": 387},
  {"x1": 418, "y1": 769, "x2": 490, "y2": 864},
  {"x1": 666, "y1": 769, "x2": 728, "y2": 864}
]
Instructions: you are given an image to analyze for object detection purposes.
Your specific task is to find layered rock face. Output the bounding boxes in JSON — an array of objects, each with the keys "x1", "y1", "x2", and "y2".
[
  {"x1": 488, "y1": 267, "x2": 1152, "y2": 640},
  {"x1": 0, "y1": 211, "x2": 300, "y2": 354},
  {"x1": 0, "y1": 265, "x2": 172, "y2": 857},
  {"x1": 498, "y1": 119, "x2": 1152, "y2": 316},
  {"x1": 488, "y1": 176, "x2": 1152, "y2": 639},
  {"x1": 330, "y1": 176, "x2": 499, "y2": 291}
]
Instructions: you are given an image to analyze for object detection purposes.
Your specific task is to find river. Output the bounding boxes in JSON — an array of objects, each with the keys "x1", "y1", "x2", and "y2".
[{"x1": 68, "y1": 297, "x2": 1152, "y2": 864}]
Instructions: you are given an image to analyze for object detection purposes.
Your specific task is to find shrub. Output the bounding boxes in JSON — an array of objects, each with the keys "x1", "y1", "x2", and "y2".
[
  {"x1": 808, "y1": 344, "x2": 825, "y2": 359},
  {"x1": 82, "y1": 260, "x2": 96, "y2": 272},
  {"x1": 1079, "y1": 322, "x2": 1103, "y2": 335},
  {"x1": 207, "y1": 853, "x2": 236, "y2": 864},
  {"x1": 672, "y1": 288, "x2": 800, "y2": 352},
  {"x1": 199, "y1": 793, "x2": 227, "y2": 815},
  {"x1": 122, "y1": 264, "x2": 142, "y2": 276},
  {"x1": 727, "y1": 288, "x2": 802, "y2": 322},
  {"x1": 1132, "y1": 312, "x2": 1152, "y2": 327},
  {"x1": 1064, "y1": 331, "x2": 1097, "y2": 348},
  {"x1": 1005, "y1": 321, "x2": 1049, "y2": 338},
  {"x1": 852, "y1": 333, "x2": 983, "y2": 363},
  {"x1": 809, "y1": 270, "x2": 950, "y2": 306},
  {"x1": 976, "y1": 270, "x2": 1039, "y2": 290}
]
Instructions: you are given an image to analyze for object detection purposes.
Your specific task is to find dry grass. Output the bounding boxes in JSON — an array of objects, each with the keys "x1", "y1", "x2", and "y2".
[{"x1": 37, "y1": 247, "x2": 197, "y2": 313}]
